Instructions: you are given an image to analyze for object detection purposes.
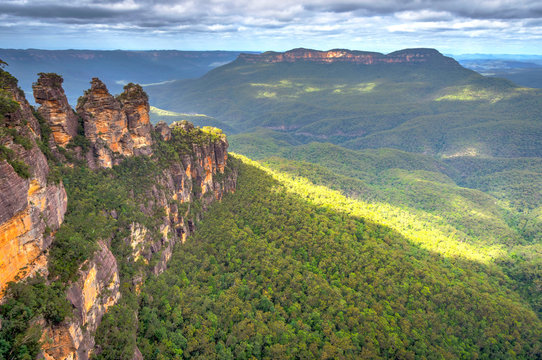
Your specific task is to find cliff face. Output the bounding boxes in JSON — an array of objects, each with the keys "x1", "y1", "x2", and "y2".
[
  {"x1": 238, "y1": 48, "x2": 459, "y2": 66},
  {"x1": 77, "y1": 78, "x2": 135, "y2": 168},
  {"x1": 134, "y1": 122, "x2": 236, "y2": 275},
  {"x1": 0, "y1": 70, "x2": 67, "y2": 296},
  {"x1": 118, "y1": 83, "x2": 154, "y2": 156},
  {"x1": 42, "y1": 241, "x2": 120, "y2": 360},
  {"x1": 3, "y1": 69, "x2": 238, "y2": 360},
  {"x1": 33, "y1": 73, "x2": 79, "y2": 148},
  {"x1": 1, "y1": 69, "x2": 237, "y2": 360}
]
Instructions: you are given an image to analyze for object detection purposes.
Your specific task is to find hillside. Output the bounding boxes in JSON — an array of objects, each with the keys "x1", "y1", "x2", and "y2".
[
  {"x1": 133, "y1": 156, "x2": 542, "y2": 359},
  {"x1": 146, "y1": 48, "x2": 542, "y2": 317},
  {"x1": 1, "y1": 51, "x2": 541, "y2": 359},
  {"x1": 146, "y1": 48, "x2": 542, "y2": 158}
]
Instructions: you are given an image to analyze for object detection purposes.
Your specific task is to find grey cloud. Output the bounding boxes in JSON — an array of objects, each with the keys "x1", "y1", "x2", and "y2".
[
  {"x1": 0, "y1": 3, "x2": 138, "y2": 20},
  {"x1": 305, "y1": 0, "x2": 542, "y2": 19},
  {"x1": 3, "y1": 0, "x2": 542, "y2": 27},
  {"x1": 1, "y1": 0, "x2": 542, "y2": 43}
]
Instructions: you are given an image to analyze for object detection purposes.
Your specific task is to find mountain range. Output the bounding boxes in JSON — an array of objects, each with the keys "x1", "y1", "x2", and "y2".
[
  {"x1": 0, "y1": 49, "x2": 243, "y2": 105},
  {"x1": 0, "y1": 48, "x2": 541, "y2": 359}
]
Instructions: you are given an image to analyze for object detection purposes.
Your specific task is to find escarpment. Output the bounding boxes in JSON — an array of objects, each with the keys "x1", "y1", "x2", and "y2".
[
  {"x1": 0, "y1": 68, "x2": 237, "y2": 359},
  {"x1": 0, "y1": 68, "x2": 67, "y2": 296},
  {"x1": 238, "y1": 48, "x2": 459, "y2": 66}
]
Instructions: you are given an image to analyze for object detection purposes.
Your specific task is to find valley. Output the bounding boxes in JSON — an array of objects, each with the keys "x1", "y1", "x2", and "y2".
[{"x1": 0, "y1": 47, "x2": 541, "y2": 359}]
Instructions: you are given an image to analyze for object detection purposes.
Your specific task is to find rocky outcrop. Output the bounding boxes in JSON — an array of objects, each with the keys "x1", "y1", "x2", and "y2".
[
  {"x1": 77, "y1": 78, "x2": 134, "y2": 168},
  {"x1": 76, "y1": 79, "x2": 154, "y2": 168},
  {"x1": 33, "y1": 73, "x2": 79, "y2": 148},
  {"x1": 128, "y1": 121, "x2": 236, "y2": 275},
  {"x1": 238, "y1": 48, "x2": 459, "y2": 66},
  {"x1": 1, "y1": 70, "x2": 237, "y2": 359},
  {"x1": 42, "y1": 241, "x2": 120, "y2": 360},
  {"x1": 117, "y1": 83, "x2": 153, "y2": 156},
  {"x1": 154, "y1": 120, "x2": 171, "y2": 141},
  {"x1": 0, "y1": 69, "x2": 67, "y2": 296}
]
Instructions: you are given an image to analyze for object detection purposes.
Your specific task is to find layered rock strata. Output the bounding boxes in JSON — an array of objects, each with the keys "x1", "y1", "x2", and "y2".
[
  {"x1": 41, "y1": 241, "x2": 120, "y2": 360},
  {"x1": 238, "y1": 48, "x2": 459, "y2": 66},
  {"x1": 1, "y1": 71, "x2": 237, "y2": 359},
  {"x1": 0, "y1": 70, "x2": 67, "y2": 295},
  {"x1": 132, "y1": 122, "x2": 236, "y2": 275},
  {"x1": 77, "y1": 78, "x2": 135, "y2": 168},
  {"x1": 118, "y1": 83, "x2": 154, "y2": 156},
  {"x1": 33, "y1": 73, "x2": 79, "y2": 148}
]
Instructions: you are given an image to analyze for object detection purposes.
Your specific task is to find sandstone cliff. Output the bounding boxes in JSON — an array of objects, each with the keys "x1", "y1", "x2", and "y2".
[
  {"x1": 0, "y1": 68, "x2": 67, "y2": 296},
  {"x1": 41, "y1": 241, "x2": 120, "y2": 360},
  {"x1": 238, "y1": 48, "x2": 459, "y2": 66},
  {"x1": 33, "y1": 73, "x2": 79, "y2": 148},
  {"x1": 1, "y1": 67, "x2": 237, "y2": 359},
  {"x1": 0, "y1": 66, "x2": 237, "y2": 359},
  {"x1": 132, "y1": 121, "x2": 236, "y2": 275},
  {"x1": 76, "y1": 78, "x2": 154, "y2": 168},
  {"x1": 117, "y1": 83, "x2": 154, "y2": 157}
]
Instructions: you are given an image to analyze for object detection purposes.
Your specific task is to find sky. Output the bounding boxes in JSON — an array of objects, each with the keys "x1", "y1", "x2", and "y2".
[{"x1": 1, "y1": 0, "x2": 542, "y2": 54}]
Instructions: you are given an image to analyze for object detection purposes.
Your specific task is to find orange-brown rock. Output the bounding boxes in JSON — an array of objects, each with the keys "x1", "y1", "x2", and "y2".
[
  {"x1": 2, "y1": 67, "x2": 237, "y2": 359},
  {"x1": 76, "y1": 78, "x2": 134, "y2": 168},
  {"x1": 238, "y1": 48, "x2": 459, "y2": 66},
  {"x1": 117, "y1": 83, "x2": 153, "y2": 156},
  {"x1": 126, "y1": 122, "x2": 236, "y2": 275},
  {"x1": 76, "y1": 78, "x2": 155, "y2": 168},
  {"x1": 33, "y1": 73, "x2": 79, "y2": 148},
  {"x1": 43, "y1": 240, "x2": 120, "y2": 360},
  {"x1": 0, "y1": 68, "x2": 67, "y2": 296},
  {"x1": 155, "y1": 121, "x2": 171, "y2": 141}
]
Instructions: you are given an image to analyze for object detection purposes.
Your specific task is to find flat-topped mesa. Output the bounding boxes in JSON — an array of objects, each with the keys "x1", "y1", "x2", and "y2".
[
  {"x1": 33, "y1": 73, "x2": 79, "y2": 148},
  {"x1": 238, "y1": 48, "x2": 459, "y2": 66},
  {"x1": 117, "y1": 83, "x2": 153, "y2": 156}
]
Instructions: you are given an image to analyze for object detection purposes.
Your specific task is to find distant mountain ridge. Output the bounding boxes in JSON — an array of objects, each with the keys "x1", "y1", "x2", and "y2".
[
  {"x1": 0, "y1": 49, "x2": 245, "y2": 104},
  {"x1": 238, "y1": 47, "x2": 459, "y2": 66},
  {"x1": 146, "y1": 47, "x2": 542, "y2": 158}
]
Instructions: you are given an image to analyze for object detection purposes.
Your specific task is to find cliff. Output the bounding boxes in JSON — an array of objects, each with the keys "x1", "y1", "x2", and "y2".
[
  {"x1": 0, "y1": 68, "x2": 237, "y2": 359},
  {"x1": 0, "y1": 67, "x2": 67, "y2": 296},
  {"x1": 33, "y1": 73, "x2": 79, "y2": 148},
  {"x1": 237, "y1": 48, "x2": 460, "y2": 66}
]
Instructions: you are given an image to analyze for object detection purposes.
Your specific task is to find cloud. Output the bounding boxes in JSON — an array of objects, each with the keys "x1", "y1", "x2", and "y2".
[{"x1": 1, "y1": 0, "x2": 542, "y2": 53}]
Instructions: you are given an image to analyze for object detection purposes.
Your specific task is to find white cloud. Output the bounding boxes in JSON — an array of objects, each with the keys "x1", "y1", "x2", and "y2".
[{"x1": 0, "y1": 0, "x2": 541, "y2": 53}]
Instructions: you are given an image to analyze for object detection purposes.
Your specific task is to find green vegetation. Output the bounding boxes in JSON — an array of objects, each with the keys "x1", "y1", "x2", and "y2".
[
  {"x1": 146, "y1": 57, "x2": 542, "y2": 158},
  {"x1": 137, "y1": 157, "x2": 542, "y2": 359},
  {"x1": 0, "y1": 65, "x2": 32, "y2": 178},
  {"x1": 229, "y1": 135, "x2": 542, "y2": 313},
  {"x1": 0, "y1": 120, "x2": 230, "y2": 358},
  {"x1": 150, "y1": 106, "x2": 236, "y2": 134},
  {"x1": 0, "y1": 277, "x2": 71, "y2": 360}
]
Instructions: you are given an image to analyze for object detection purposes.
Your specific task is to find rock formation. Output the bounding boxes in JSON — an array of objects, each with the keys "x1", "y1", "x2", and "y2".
[
  {"x1": 42, "y1": 241, "x2": 120, "y2": 360},
  {"x1": 1, "y1": 66, "x2": 237, "y2": 359},
  {"x1": 117, "y1": 83, "x2": 153, "y2": 156},
  {"x1": 33, "y1": 73, "x2": 79, "y2": 148},
  {"x1": 238, "y1": 48, "x2": 459, "y2": 66},
  {"x1": 0, "y1": 69, "x2": 67, "y2": 296},
  {"x1": 123, "y1": 121, "x2": 235, "y2": 276},
  {"x1": 76, "y1": 79, "x2": 155, "y2": 168},
  {"x1": 76, "y1": 78, "x2": 134, "y2": 168}
]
